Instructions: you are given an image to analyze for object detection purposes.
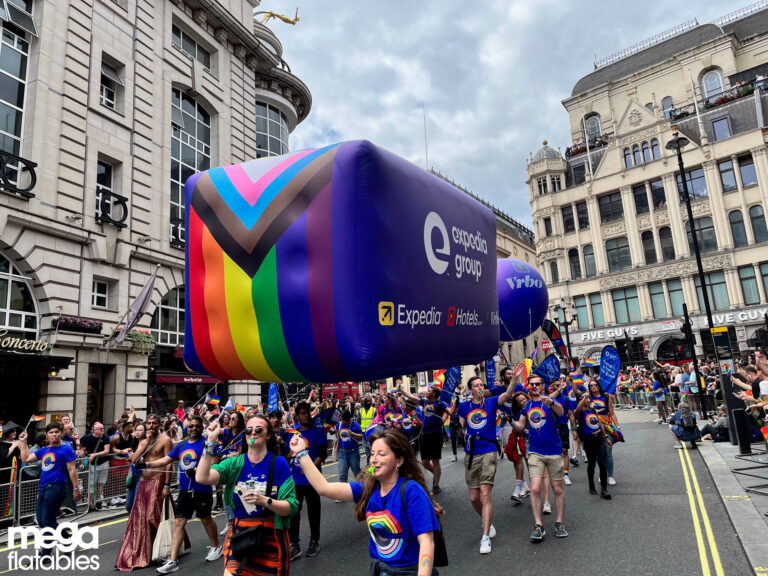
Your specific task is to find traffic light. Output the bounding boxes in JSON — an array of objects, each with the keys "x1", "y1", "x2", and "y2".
[{"x1": 615, "y1": 338, "x2": 628, "y2": 364}]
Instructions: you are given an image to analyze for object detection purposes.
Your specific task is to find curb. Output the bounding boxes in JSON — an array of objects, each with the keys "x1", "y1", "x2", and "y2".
[{"x1": 698, "y1": 443, "x2": 768, "y2": 576}]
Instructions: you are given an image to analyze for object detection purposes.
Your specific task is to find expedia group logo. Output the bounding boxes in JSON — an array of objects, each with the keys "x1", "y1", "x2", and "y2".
[{"x1": 423, "y1": 211, "x2": 486, "y2": 282}]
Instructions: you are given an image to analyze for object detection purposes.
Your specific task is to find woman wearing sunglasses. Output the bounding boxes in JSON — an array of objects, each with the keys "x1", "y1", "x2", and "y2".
[
  {"x1": 197, "y1": 415, "x2": 298, "y2": 576},
  {"x1": 574, "y1": 381, "x2": 611, "y2": 499}
]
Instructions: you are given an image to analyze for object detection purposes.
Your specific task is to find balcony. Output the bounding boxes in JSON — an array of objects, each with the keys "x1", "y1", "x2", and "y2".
[
  {"x1": 565, "y1": 134, "x2": 610, "y2": 159},
  {"x1": 0, "y1": 150, "x2": 37, "y2": 199}
]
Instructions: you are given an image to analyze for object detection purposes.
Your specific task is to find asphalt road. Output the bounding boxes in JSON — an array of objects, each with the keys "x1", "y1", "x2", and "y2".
[{"x1": 0, "y1": 413, "x2": 753, "y2": 575}]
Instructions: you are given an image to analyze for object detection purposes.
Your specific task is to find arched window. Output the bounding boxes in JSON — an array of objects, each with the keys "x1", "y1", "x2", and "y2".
[
  {"x1": 171, "y1": 89, "x2": 211, "y2": 247},
  {"x1": 150, "y1": 287, "x2": 185, "y2": 347},
  {"x1": 549, "y1": 261, "x2": 559, "y2": 284},
  {"x1": 650, "y1": 138, "x2": 660, "y2": 160},
  {"x1": 645, "y1": 102, "x2": 654, "y2": 112},
  {"x1": 661, "y1": 96, "x2": 674, "y2": 119},
  {"x1": 624, "y1": 148, "x2": 632, "y2": 168},
  {"x1": 642, "y1": 142, "x2": 651, "y2": 163},
  {"x1": 641, "y1": 231, "x2": 657, "y2": 264},
  {"x1": 255, "y1": 102, "x2": 289, "y2": 158},
  {"x1": 583, "y1": 245, "x2": 596, "y2": 278},
  {"x1": 0, "y1": 253, "x2": 38, "y2": 338},
  {"x1": 686, "y1": 217, "x2": 718, "y2": 254},
  {"x1": 605, "y1": 237, "x2": 632, "y2": 272},
  {"x1": 702, "y1": 69, "x2": 724, "y2": 102},
  {"x1": 750, "y1": 205, "x2": 768, "y2": 243},
  {"x1": 632, "y1": 145, "x2": 642, "y2": 166},
  {"x1": 729, "y1": 210, "x2": 748, "y2": 248},
  {"x1": 659, "y1": 227, "x2": 675, "y2": 261},
  {"x1": 568, "y1": 248, "x2": 581, "y2": 279},
  {"x1": 585, "y1": 114, "x2": 601, "y2": 141}
]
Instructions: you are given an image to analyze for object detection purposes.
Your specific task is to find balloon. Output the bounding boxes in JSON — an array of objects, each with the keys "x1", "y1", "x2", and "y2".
[
  {"x1": 184, "y1": 140, "x2": 499, "y2": 383},
  {"x1": 496, "y1": 259, "x2": 548, "y2": 341}
]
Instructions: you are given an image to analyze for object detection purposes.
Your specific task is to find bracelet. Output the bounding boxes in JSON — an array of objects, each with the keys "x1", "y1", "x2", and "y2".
[
  {"x1": 296, "y1": 450, "x2": 309, "y2": 459},
  {"x1": 205, "y1": 442, "x2": 217, "y2": 447},
  {"x1": 164, "y1": 484, "x2": 170, "y2": 488}
]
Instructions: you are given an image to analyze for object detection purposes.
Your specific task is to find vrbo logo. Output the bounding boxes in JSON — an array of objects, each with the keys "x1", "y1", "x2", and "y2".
[
  {"x1": 423, "y1": 211, "x2": 486, "y2": 282},
  {"x1": 8, "y1": 523, "x2": 100, "y2": 571}
]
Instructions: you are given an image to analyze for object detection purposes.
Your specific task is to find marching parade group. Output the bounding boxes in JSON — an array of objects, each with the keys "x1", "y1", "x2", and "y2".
[{"x1": 2, "y1": 347, "x2": 767, "y2": 576}]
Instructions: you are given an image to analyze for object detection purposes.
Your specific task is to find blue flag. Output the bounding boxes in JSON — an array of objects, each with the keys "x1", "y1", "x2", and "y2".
[
  {"x1": 533, "y1": 354, "x2": 561, "y2": 385},
  {"x1": 599, "y1": 346, "x2": 622, "y2": 395},
  {"x1": 268, "y1": 382, "x2": 279, "y2": 413},
  {"x1": 485, "y1": 359, "x2": 496, "y2": 388},
  {"x1": 439, "y1": 367, "x2": 462, "y2": 406}
]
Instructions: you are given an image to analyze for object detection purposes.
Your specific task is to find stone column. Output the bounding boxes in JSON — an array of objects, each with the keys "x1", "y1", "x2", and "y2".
[
  {"x1": 702, "y1": 159, "x2": 729, "y2": 250},
  {"x1": 725, "y1": 267, "x2": 743, "y2": 308},
  {"x1": 620, "y1": 185, "x2": 643, "y2": 266},
  {"x1": 755, "y1": 263, "x2": 768, "y2": 304},
  {"x1": 587, "y1": 196, "x2": 608, "y2": 273},
  {"x1": 638, "y1": 283, "x2": 654, "y2": 321},
  {"x1": 662, "y1": 172, "x2": 688, "y2": 258},
  {"x1": 749, "y1": 146, "x2": 768, "y2": 207},
  {"x1": 601, "y1": 290, "x2": 616, "y2": 324}
]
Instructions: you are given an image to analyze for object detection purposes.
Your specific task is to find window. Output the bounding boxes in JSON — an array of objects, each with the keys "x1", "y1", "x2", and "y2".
[
  {"x1": 255, "y1": 102, "x2": 289, "y2": 158},
  {"x1": 624, "y1": 148, "x2": 632, "y2": 168},
  {"x1": 568, "y1": 248, "x2": 581, "y2": 279},
  {"x1": 718, "y1": 160, "x2": 737, "y2": 192},
  {"x1": 598, "y1": 191, "x2": 623, "y2": 223},
  {"x1": 0, "y1": 21, "x2": 29, "y2": 182},
  {"x1": 551, "y1": 175, "x2": 562, "y2": 192},
  {"x1": 739, "y1": 155, "x2": 758, "y2": 187},
  {"x1": 171, "y1": 23, "x2": 210, "y2": 70},
  {"x1": 562, "y1": 205, "x2": 575, "y2": 233},
  {"x1": 657, "y1": 227, "x2": 674, "y2": 261},
  {"x1": 583, "y1": 245, "x2": 596, "y2": 277},
  {"x1": 661, "y1": 96, "x2": 674, "y2": 119},
  {"x1": 701, "y1": 69, "x2": 724, "y2": 101},
  {"x1": 642, "y1": 142, "x2": 651, "y2": 163},
  {"x1": 761, "y1": 263, "x2": 768, "y2": 300},
  {"x1": 642, "y1": 230, "x2": 657, "y2": 264},
  {"x1": 606, "y1": 237, "x2": 632, "y2": 272},
  {"x1": 150, "y1": 287, "x2": 185, "y2": 346},
  {"x1": 677, "y1": 167, "x2": 707, "y2": 201},
  {"x1": 649, "y1": 282, "x2": 667, "y2": 319},
  {"x1": 0, "y1": 252, "x2": 37, "y2": 338},
  {"x1": 730, "y1": 210, "x2": 748, "y2": 248},
  {"x1": 100, "y1": 63, "x2": 122, "y2": 109},
  {"x1": 576, "y1": 201, "x2": 589, "y2": 229},
  {"x1": 695, "y1": 271, "x2": 730, "y2": 311},
  {"x1": 585, "y1": 115, "x2": 601, "y2": 141},
  {"x1": 95, "y1": 160, "x2": 126, "y2": 226},
  {"x1": 750, "y1": 205, "x2": 768, "y2": 243},
  {"x1": 612, "y1": 287, "x2": 641, "y2": 323},
  {"x1": 650, "y1": 179, "x2": 665, "y2": 209},
  {"x1": 572, "y1": 164, "x2": 586, "y2": 186},
  {"x1": 170, "y1": 88, "x2": 211, "y2": 247},
  {"x1": 574, "y1": 295, "x2": 588, "y2": 329},
  {"x1": 651, "y1": 139, "x2": 660, "y2": 160},
  {"x1": 712, "y1": 118, "x2": 730, "y2": 140},
  {"x1": 549, "y1": 261, "x2": 559, "y2": 284},
  {"x1": 3, "y1": 2, "x2": 36, "y2": 37},
  {"x1": 589, "y1": 293, "x2": 604, "y2": 327},
  {"x1": 92, "y1": 279, "x2": 109, "y2": 308},
  {"x1": 633, "y1": 145, "x2": 642, "y2": 166},
  {"x1": 543, "y1": 217, "x2": 552, "y2": 237},
  {"x1": 686, "y1": 217, "x2": 717, "y2": 254},
  {"x1": 739, "y1": 266, "x2": 760, "y2": 306},
  {"x1": 536, "y1": 176, "x2": 548, "y2": 195},
  {"x1": 633, "y1": 184, "x2": 649, "y2": 214},
  {"x1": 668, "y1": 279, "x2": 684, "y2": 316}
]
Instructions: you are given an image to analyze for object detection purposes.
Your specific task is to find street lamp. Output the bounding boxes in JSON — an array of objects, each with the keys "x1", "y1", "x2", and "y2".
[
  {"x1": 552, "y1": 297, "x2": 577, "y2": 360},
  {"x1": 666, "y1": 126, "x2": 710, "y2": 420}
]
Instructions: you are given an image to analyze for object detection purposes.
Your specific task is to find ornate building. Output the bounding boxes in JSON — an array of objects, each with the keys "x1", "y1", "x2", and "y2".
[
  {"x1": 0, "y1": 0, "x2": 310, "y2": 427},
  {"x1": 528, "y1": 6, "x2": 768, "y2": 366}
]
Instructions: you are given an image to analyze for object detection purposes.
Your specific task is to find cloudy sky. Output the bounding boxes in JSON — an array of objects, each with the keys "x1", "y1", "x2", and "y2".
[{"x1": 273, "y1": 1, "x2": 737, "y2": 227}]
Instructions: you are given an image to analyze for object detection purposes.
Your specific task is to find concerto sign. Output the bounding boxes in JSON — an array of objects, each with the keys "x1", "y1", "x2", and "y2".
[{"x1": 0, "y1": 329, "x2": 48, "y2": 353}]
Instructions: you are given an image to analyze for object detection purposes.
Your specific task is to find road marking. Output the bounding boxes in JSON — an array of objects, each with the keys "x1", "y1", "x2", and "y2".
[
  {"x1": 722, "y1": 494, "x2": 751, "y2": 501},
  {"x1": 678, "y1": 448, "x2": 711, "y2": 576},
  {"x1": 683, "y1": 446, "x2": 724, "y2": 576}
]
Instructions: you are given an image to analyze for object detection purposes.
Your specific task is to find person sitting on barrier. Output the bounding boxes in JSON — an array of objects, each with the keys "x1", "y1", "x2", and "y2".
[
  {"x1": 18, "y1": 423, "x2": 80, "y2": 552},
  {"x1": 668, "y1": 402, "x2": 702, "y2": 449}
]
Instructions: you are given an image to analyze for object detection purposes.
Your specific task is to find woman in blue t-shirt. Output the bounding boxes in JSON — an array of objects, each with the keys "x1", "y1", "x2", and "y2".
[
  {"x1": 289, "y1": 428, "x2": 442, "y2": 576},
  {"x1": 575, "y1": 383, "x2": 611, "y2": 499},
  {"x1": 216, "y1": 411, "x2": 244, "y2": 519}
]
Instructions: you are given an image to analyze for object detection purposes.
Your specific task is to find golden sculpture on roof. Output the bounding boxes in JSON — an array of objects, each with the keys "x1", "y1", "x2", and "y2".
[{"x1": 255, "y1": 8, "x2": 299, "y2": 25}]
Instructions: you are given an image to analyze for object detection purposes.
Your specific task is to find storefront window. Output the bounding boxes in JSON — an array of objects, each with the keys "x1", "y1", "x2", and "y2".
[{"x1": 0, "y1": 252, "x2": 37, "y2": 337}]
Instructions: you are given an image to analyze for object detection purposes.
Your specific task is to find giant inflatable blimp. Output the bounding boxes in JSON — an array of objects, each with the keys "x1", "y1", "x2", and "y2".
[
  {"x1": 184, "y1": 140, "x2": 499, "y2": 383},
  {"x1": 496, "y1": 258, "x2": 548, "y2": 341}
]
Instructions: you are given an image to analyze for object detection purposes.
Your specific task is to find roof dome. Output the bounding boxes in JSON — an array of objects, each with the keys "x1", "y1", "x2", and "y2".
[{"x1": 533, "y1": 140, "x2": 562, "y2": 162}]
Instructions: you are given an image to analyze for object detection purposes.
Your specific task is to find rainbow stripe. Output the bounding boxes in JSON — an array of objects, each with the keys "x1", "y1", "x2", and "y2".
[
  {"x1": 526, "y1": 407, "x2": 547, "y2": 429},
  {"x1": 366, "y1": 510, "x2": 404, "y2": 559},
  {"x1": 179, "y1": 448, "x2": 198, "y2": 470},
  {"x1": 572, "y1": 375, "x2": 584, "y2": 385},
  {"x1": 41, "y1": 452, "x2": 55, "y2": 472},
  {"x1": 30, "y1": 415, "x2": 45, "y2": 422},
  {"x1": 466, "y1": 408, "x2": 488, "y2": 430},
  {"x1": 581, "y1": 359, "x2": 596, "y2": 367}
]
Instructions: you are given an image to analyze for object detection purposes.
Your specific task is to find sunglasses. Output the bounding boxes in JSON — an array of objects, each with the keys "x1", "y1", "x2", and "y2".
[
  {"x1": 245, "y1": 427, "x2": 266, "y2": 436},
  {"x1": 187, "y1": 424, "x2": 203, "y2": 429}
]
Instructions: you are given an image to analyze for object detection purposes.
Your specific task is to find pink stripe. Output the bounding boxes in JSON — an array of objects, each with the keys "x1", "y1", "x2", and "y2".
[{"x1": 226, "y1": 149, "x2": 316, "y2": 206}]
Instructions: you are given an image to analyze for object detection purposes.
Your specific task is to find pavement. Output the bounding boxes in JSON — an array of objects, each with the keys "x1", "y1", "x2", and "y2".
[{"x1": 0, "y1": 410, "x2": 764, "y2": 575}]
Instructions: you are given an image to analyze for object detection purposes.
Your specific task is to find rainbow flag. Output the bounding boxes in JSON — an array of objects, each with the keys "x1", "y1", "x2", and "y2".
[
  {"x1": 3, "y1": 457, "x2": 16, "y2": 516},
  {"x1": 572, "y1": 375, "x2": 584, "y2": 386},
  {"x1": 581, "y1": 359, "x2": 596, "y2": 367},
  {"x1": 205, "y1": 394, "x2": 221, "y2": 405},
  {"x1": 433, "y1": 369, "x2": 446, "y2": 388},
  {"x1": 761, "y1": 425, "x2": 768, "y2": 445},
  {"x1": 30, "y1": 415, "x2": 45, "y2": 422},
  {"x1": 523, "y1": 358, "x2": 532, "y2": 382},
  {"x1": 284, "y1": 427, "x2": 299, "y2": 435},
  {"x1": 308, "y1": 385, "x2": 318, "y2": 402},
  {"x1": 224, "y1": 398, "x2": 244, "y2": 412}
]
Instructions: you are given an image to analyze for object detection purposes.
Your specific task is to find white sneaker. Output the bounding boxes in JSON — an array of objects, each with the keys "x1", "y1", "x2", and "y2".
[
  {"x1": 451, "y1": 455, "x2": 457, "y2": 462},
  {"x1": 488, "y1": 524, "x2": 496, "y2": 538},
  {"x1": 219, "y1": 524, "x2": 229, "y2": 536},
  {"x1": 543, "y1": 501, "x2": 552, "y2": 515},
  {"x1": 479, "y1": 536, "x2": 491, "y2": 554},
  {"x1": 156, "y1": 559, "x2": 179, "y2": 574},
  {"x1": 511, "y1": 486, "x2": 522, "y2": 501},
  {"x1": 564, "y1": 475, "x2": 572, "y2": 486},
  {"x1": 521, "y1": 485, "x2": 531, "y2": 498},
  {"x1": 579, "y1": 447, "x2": 587, "y2": 459},
  {"x1": 205, "y1": 545, "x2": 223, "y2": 562},
  {"x1": 608, "y1": 477, "x2": 616, "y2": 486}
]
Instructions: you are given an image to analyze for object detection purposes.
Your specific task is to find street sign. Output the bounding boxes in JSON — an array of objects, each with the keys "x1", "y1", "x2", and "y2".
[{"x1": 541, "y1": 340, "x2": 552, "y2": 351}]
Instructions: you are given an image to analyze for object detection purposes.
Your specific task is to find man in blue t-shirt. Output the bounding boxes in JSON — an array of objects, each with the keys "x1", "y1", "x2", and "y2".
[
  {"x1": 145, "y1": 415, "x2": 222, "y2": 571},
  {"x1": 399, "y1": 384, "x2": 447, "y2": 494},
  {"x1": 458, "y1": 373, "x2": 517, "y2": 554},
  {"x1": 512, "y1": 375, "x2": 567, "y2": 542},
  {"x1": 335, "y1": 410, "x2": 362, "y2": 483}
]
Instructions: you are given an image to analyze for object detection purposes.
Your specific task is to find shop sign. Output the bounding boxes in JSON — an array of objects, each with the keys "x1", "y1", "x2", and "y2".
[
  {"x1": 541, "y1": 339, "x2": 552, "y2": 351},
  {"x1": 580, "y1": 326, "x2": 639, "y2": 342},
  {"x1": 0, "y1": 330, "x2": 48, "y2": 353},
  {"x1": 661, "y1": 321, "x2": 677, "y2": 331},
  {"x1": 703, "y1": 307, "x2": 768, "y2": 326}
]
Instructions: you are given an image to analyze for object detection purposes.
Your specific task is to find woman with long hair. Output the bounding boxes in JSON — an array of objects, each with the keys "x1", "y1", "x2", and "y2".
[
  {"x1": 125, "y1": 423, "x2": 146, "y2": 512},
  {"x1": 584, "y1": 379, "x2": 620, "y2": 486},
  {"x1": 575, "y1": 381, "x2": 611, "y2": 499},
  {"x1": 216, "y1": 411, "x2": 246, "y2": 525},
  {"x1": 289, "y1": 429, "x2": 442, "y2": 576},
  {"x1": 197, "y1": 414, "x2": 298, "y2": 576}
]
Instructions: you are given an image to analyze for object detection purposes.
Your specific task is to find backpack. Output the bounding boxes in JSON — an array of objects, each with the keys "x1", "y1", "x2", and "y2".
[{"x1": 680, "y1": 412, "x2": 695, "y2": 430}]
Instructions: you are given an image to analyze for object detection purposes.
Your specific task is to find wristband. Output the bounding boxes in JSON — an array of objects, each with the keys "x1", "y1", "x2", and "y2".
[
  {"x1": 164, "y1": 484, "x2": 170, "y2": 488},
  {"x1": 296, "y1": 450, "x2": 309, "y2": 459}
]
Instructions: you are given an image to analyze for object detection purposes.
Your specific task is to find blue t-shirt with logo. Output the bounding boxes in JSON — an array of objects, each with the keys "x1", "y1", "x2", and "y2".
[
  {"x1": 36, "y1": 444, "x2": 76, "y2": 487},
  {"x1": 551, "y1": 393, "x2": 569, "y2": 425},
  {"x1": 232, "y1": 452, "x2": 291, "y2": 519},
  {"x1": 566, "y1": 384, "x2": 587, "y2": 412},
  {"x1": 168, "y1": 438, "x2": 212, "y2": 493},
  {"x1": 420, "y1": 399, "x2": 445, "y2": 434},
  {"x1": 336, "y1": 421, "x2": 362, "y2": 450},
  {"x1": 287, "y1": 426, "x2": 327, "y2": 485},
  {"x1": 458, "y1": 396, "x2": 500, "y2": 455},
  {"x1": 524, "y1": 399, "x2": 562, "y2": 456},
  {"x1": 581, "y1": 409, "x2": 602, "y2": 435},
  {"x1": 350, "y1": 477, "x2": 439, "y2": 567},
  {"x1": 218, "y1": 427, "x2": 243, "y2": 457}
]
